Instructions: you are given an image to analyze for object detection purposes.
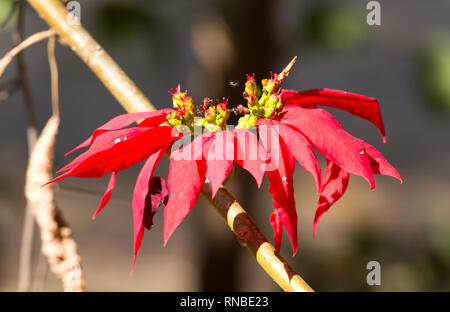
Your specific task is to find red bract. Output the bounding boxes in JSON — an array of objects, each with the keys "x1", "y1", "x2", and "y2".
[
  {"x1": 131, "y1": 146, "x2": 169, "y2": 272},
  {"x1": 205, "y1": 130, "x2": 234, "y2": 197},
  {"x1": 47, "y1": 126, "x2": 181, "y2": 182},
  {"x1": 235, "y1": 57, "x2": 401, "y2": 254},
  {"x1": 44, "y1": 110, "x2": 183, "y2": 272},
  {"x1": 44, "y1": 58, "x2": 403, "y2": 274},
  {"x1": 313, "y1": 160, "x2": 349, "y2": 237},
  {"x1": 257, "y1": 92, "x2": 402, "y2": 252},
  {"x1": 164, "y1": 129, "x2": 269, "y2": 244},
  {"x1": 64, "y1": 109, "x2": 174, "y2": 156},
  {"x1": 281, "y1": 89, "x2": 386, "y2": 142},
  {"x1": 259, "y1": 123, "x2": 297, "y2": 253},
  {"x1": 45, "y1": 112, "x2": 270, "y2": 272},
  {"x1": 259, "y1": 119, "x2": 322, "y2": 254},
  {"x1": 163, "y1": 132, "x2": 215, "y2": 246}
]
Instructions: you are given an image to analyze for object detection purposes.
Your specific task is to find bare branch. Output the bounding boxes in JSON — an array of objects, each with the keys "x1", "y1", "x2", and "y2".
[
  {"x1": 0, "y1": 29, "x2": 56, "y2": 77},
  {"x1": 16, "y1": 0, "x2": 84, "y2": 291},
  {"x1": 47, "y1": 35, "x2": 59, "y2": 117},
  {"x1": 25, "y1": 115, "x2": 86, "y2": 291},
  {"x1": 23, "y1": 34, "x2": 85, "y2": 291}
]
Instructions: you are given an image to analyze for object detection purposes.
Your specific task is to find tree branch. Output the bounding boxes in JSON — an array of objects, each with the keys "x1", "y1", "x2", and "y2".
[
  {"x1": 202, "y1": 184, "x2": 313, "y2": 292},
  {"x1": 25, "y1": 114, "x2": 86, "y2": 291},
  {"x1": 25, "y1": 0, "x2": 313, "y2": 292}
]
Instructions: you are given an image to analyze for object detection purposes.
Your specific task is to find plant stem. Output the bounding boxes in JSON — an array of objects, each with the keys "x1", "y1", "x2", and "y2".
[
  {"x1": 202, "y1": 184, "x2": 313, "y2": 292},
  {"x1": 25, "y1": 115, "x2": 86, "y2": 291},
  {"x1": 25, "y1": 0, "x2": 314, "y2": 292},
  {"x1": 26, "y1": 0, "x2": 155, "y2": 114},
  {"x1": 0, "y1": 29, "x2": 56, "y2": 77}
]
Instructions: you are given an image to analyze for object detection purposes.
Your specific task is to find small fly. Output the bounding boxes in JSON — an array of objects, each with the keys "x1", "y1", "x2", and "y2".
[{"x1": 228, "y1": 80, "x2": 239, "y2": 88}]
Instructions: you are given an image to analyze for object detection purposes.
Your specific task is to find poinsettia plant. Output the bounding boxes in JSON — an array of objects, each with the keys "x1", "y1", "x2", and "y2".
[{"x1": 44, "y1": 57, "x2": 401, "y2": 272}]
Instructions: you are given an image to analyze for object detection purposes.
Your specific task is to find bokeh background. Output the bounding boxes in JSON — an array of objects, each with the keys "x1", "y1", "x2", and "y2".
[{"x1": 0, "y1": 0, "x2": 449, "y2": 291}]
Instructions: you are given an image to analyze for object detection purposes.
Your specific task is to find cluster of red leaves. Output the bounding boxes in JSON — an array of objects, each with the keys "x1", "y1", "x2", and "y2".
[
  {"x1": 45, "y1": 75, "x2": 401, "y2": 273},
  {"x1": 45, "y1": 109, "x2": 271, "y2": 272},
  {"x1": 260, "y1": 88, "x2": 401, "y2": 253}
]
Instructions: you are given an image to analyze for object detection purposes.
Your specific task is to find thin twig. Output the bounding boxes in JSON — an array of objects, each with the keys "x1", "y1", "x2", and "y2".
[
  {"x1": 47, "y1": 35, "x2": 59, "y2": 117},
  {"x1": 25, "y1": 115, "x2": 86, "y2": 291},
  {"x1": 0, "y1": 29, "x2": 56, "y2": 77},
  {"x1": 25, "y1": 0, "x2": 314, "y2": 291},
  {"x1": 23, "y1": 35, "x2": 85, "y2": 291},
  {"x1": 14, "y1": 1, "x2": 82, "y2": 291},
  {"x1": 27, "y1": 0, "x2": 154, "y2": 113}
]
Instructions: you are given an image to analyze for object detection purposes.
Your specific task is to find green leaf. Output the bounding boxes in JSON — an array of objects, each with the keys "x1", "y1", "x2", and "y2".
[
  {"x1": 418, "y1": 36, "x2": 450, "y2": 114},
  {"x1": 0, "y1": 0, "x2": 17, "y2": 30}
]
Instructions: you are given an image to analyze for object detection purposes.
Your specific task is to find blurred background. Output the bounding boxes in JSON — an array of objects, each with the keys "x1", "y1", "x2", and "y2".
[{"x1": 0, "y1": 0, "x2": 449, "y2": 291}]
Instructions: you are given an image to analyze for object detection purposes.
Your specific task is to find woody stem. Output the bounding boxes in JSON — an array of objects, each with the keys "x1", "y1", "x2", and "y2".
[{"x1": 25, "y1": 0, "x2": 314, "y2": 292}]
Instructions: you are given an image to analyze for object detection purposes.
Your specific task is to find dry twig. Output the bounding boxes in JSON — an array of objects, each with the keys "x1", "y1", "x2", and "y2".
[
  {"x1": 0, "y1": 29, "x2": 56, "y2": 77},
  {"x1": 47, "y1": 35, "x2": 59, "y2": 116},
  {"x1": 22, "y1": 34, "x2": 85, "y2": 291},
  {"x1": 9, "y1": 6, "x2": 86, "y2": 288},
  {"x1": 24, "y1": 115, "x2": 85, "y2": 291}
]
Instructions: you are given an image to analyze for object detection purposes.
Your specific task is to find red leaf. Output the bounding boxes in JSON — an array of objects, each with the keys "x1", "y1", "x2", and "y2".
[
  {"x1": 313, "y1": 161, "x2": 350, "y2": 237},
  {"x1": 260, "y1": 119, "x2": 322, "y2": 192},
  {"x1": 65, "y1": 109, "x2": 173, "y2": 156},
  {"x1": 259, "y1": 124, "x2": 298, "y2": 254},
  {"x1": 163, "y1": 134, "x2": 211, "y2": 245},
  {"x1": 280, "y1": 105, "x2": 375, "y2": 189},
  {"x1": 131, "y1": 146, "x2": 168, "y2": 274},
  {"x1": 233, "y1": 129, "x2": 269, "y2": 188},
  {"x1": 204, "y1": 131, "x2": 234, "y2": 198},
  {"x1": 92, "y1": 171, "x2": 117, "y2": 219},
  {"x1": 46, "y1": 126, "x2": 182, "y2": 186},
  {"x1": 55, "y1": 127, "x2": 152, "y2": 175},
  {"x1": 281, "y1": 89, "x2": 386, "y2": 142},
  {"x1": 269, "y1": 212, "x2": 282, "y2": 252},
  {"x1": 143, "y1": 177, "x2": 169, "y2": 230},
  {"x1": 362, "y1": 142, "x2": 402, "y2": 182},
  {"x1": 170, "y1": 132, "x2": 216, "y2": 162}
]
